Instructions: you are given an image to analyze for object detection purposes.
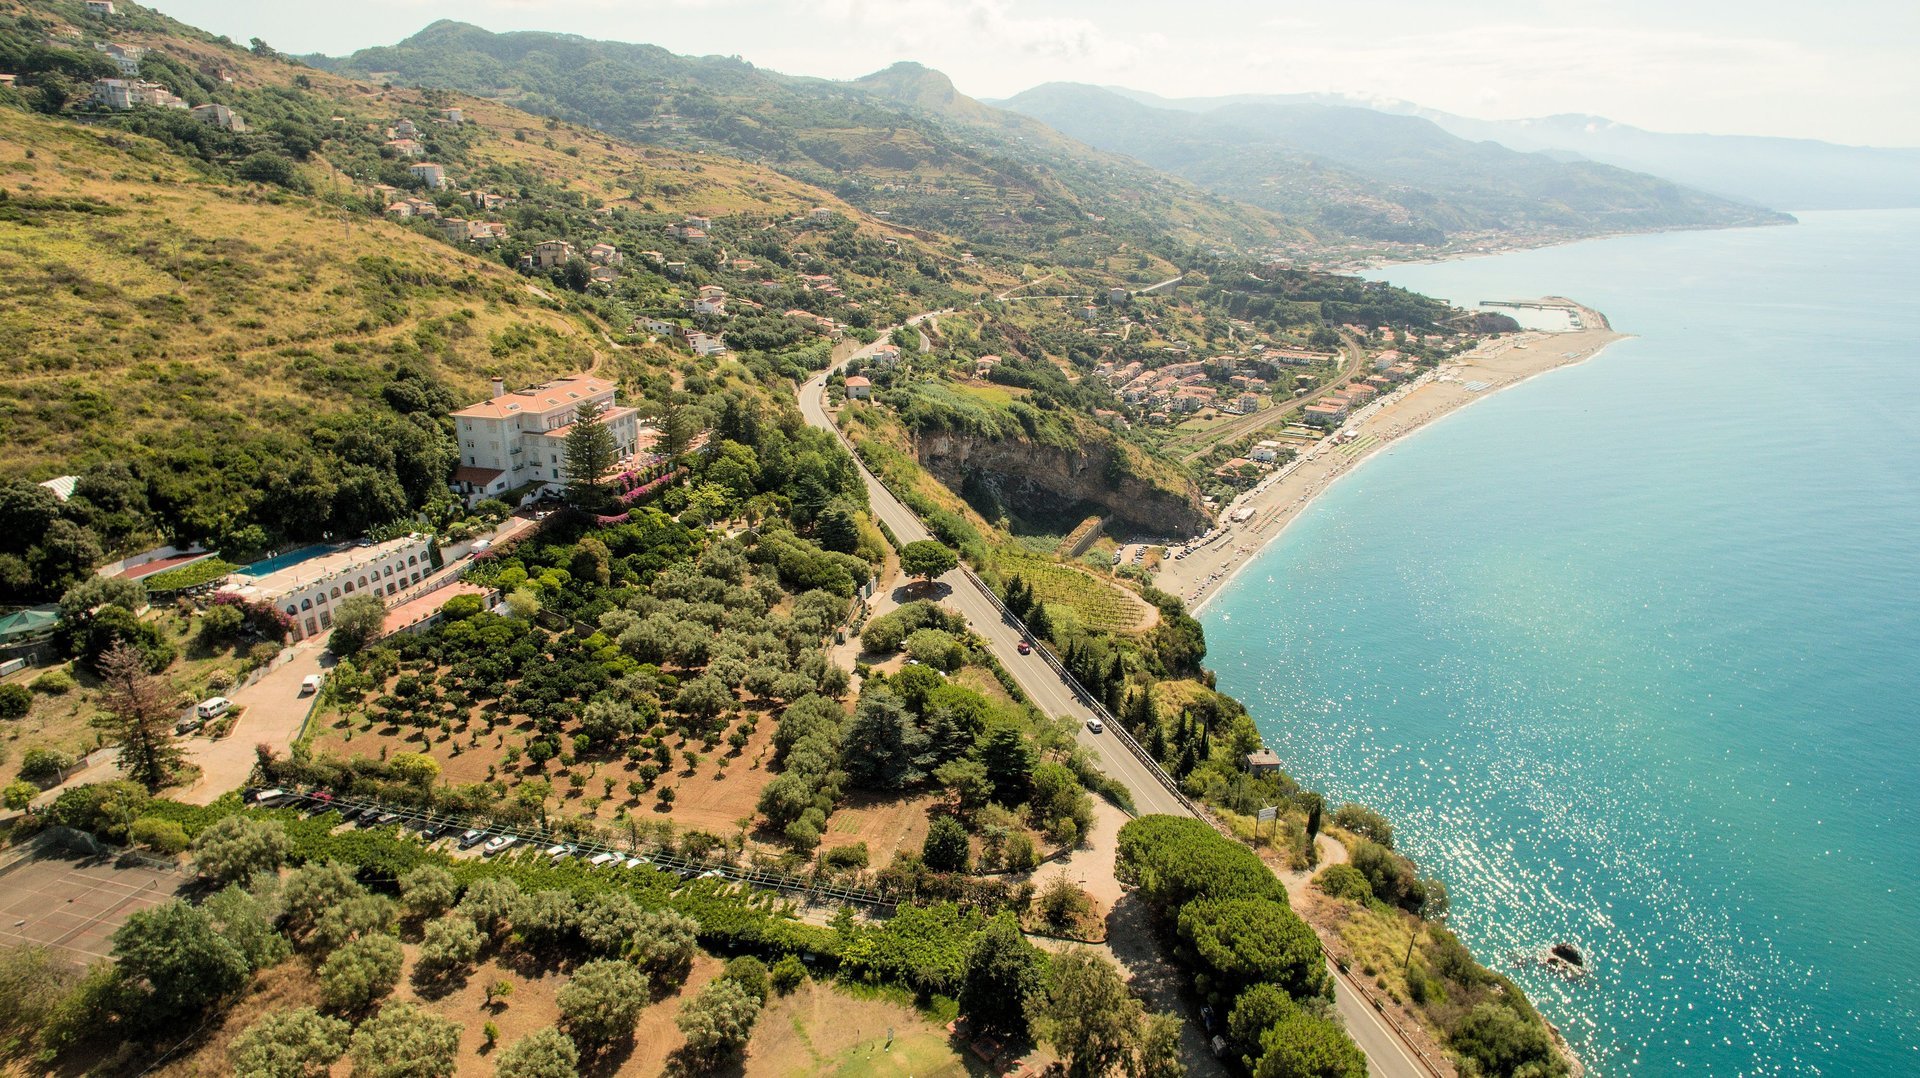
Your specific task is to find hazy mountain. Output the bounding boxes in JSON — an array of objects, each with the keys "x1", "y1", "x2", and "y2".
[
  {"x1": 997, "y1": 83, "x2": 1790, "y2": 247},
  {"x1": 1104, "y1": 88, "x2": 1920, "y2": 211}
]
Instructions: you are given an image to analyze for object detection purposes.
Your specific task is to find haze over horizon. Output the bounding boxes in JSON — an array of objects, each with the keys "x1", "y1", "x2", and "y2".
[{"x1": 153, "y1": 0, "x2": 1920, "y2": 147}]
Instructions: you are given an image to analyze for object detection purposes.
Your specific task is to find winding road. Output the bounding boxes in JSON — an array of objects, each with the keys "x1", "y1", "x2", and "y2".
[{"x1": 796, "y1": 323, "x2": 1439, "y2": 1078}]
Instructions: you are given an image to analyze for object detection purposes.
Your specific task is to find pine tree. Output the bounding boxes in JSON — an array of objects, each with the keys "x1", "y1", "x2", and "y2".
[
  {"x1": 564, "y1": 400, "x2": 616, "y2": 511},
  {"x1": 96, "y1": 641, "x2": 185, "y2": 792},
  {"x1": 659, "y1": 395, "x2": 695, "y2": 461}
]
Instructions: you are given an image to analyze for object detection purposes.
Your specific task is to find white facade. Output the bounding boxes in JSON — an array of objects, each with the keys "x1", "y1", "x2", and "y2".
[
  {"x1": 220, "y1": 535, "x2": 434, "y2": 642},
  {"x1": 409, "y1": 162, "x2": 448, "y2": 189},
  {"x1": 450, "y1": 376, "x2": 644, "y2": 500}
]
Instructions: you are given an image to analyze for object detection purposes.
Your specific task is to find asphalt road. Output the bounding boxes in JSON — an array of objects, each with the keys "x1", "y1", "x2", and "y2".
[{"x1": 799, "y1": 323, "x2": 1434, "y2": 1078}]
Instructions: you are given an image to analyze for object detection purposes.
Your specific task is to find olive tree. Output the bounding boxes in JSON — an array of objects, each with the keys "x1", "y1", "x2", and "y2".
[
  {"x1": 190, "y1": 815, "x2": 292, "y2": 887},
  {"x1": 229, "y1": 1006, "x2": 350, "y2": 1078}
]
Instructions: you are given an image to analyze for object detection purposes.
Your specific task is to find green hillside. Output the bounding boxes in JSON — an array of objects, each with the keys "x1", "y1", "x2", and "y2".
[{"x1": 308, "y1": 24, "x2": 1306, "y2": 261}]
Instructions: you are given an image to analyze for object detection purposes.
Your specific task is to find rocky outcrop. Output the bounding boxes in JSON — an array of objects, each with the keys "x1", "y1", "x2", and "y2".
[{"x1": 915, "y1": 428, "x2": 1209, "y2": 538}]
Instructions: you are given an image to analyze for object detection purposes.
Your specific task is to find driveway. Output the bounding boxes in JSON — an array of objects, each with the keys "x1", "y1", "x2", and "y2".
[{"x1": 173, "y1": 641, "x2": 333, "y2": 805}]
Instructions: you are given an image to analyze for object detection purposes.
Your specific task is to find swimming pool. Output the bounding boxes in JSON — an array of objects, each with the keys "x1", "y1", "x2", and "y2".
[{"x1": 237, "y1": 544, "x2": 335, "y2": 578}]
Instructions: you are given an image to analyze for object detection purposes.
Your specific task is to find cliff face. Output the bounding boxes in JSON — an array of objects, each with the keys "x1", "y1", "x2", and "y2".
[{"x1": 916, "y1": 429, "x2": 1210, "y2": 538}]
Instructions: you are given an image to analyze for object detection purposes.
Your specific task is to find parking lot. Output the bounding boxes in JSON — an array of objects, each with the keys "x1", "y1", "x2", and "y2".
[{"x1": 0, "y1": 848, "x2": 190, "y2": 965}]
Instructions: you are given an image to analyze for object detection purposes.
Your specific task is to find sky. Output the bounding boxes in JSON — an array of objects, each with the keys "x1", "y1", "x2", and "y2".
[{"x1": 155, "y1": 0, "x2": 1920, "y2": 146}]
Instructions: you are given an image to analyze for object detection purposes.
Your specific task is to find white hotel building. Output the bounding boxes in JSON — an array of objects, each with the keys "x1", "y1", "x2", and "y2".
[
  {"x1": 450, "y1": 375, "x2": 643, "y2": 502},
  {"x1": 219, "y1": 535, "x2": 434, "y2": 642}
]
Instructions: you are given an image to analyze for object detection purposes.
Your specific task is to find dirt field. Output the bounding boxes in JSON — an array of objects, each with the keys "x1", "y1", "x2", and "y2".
[
  {"x1": 0, "y1": 846, "x2": 190, "y2": 966},
  {"x1": 821, "y1": 790, "x2": 941, "y2": 861}
]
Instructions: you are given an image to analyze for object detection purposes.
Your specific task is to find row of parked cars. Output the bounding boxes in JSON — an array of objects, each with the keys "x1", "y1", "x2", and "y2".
[{"x1": 247, "y1": 788, "x2": 726, "y2": 879}]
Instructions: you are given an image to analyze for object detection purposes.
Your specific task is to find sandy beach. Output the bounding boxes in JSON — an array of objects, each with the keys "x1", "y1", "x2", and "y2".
[{"x1": 1159, "y1": 300, "x2": 1625, "y2": 612}]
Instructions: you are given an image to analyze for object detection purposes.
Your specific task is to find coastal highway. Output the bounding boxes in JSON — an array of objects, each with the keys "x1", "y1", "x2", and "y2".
[
  {"x1": 796, "y1": 326, "x2": 1439, "y2": 1077},
  {"x1": 798, "y1": 334, "x2": 1190, "y2": 819}
]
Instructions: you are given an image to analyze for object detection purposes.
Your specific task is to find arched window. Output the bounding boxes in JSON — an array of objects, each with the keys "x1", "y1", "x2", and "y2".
[
  {"x1": 408, "y1": 555, "x2": 417, "y2": 567},
  {"x1": 331, "y1": 587, "x2": 341, "y2": 599},
  {"x1": 285, "y1": 604, "x2": 298, "y2": 616},
  {"x1": 301, "y1": 599, "x2": 312, "y2": 610},
  {"x1": 344, "y1": 581, "x2": 354, "y2": 594},
  {"x1": 358, "y1": 576, "x2": 368, "y2": 588}
]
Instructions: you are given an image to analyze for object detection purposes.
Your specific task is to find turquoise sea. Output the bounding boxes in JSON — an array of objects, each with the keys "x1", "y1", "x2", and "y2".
[{"x1": 1202, "y1": 210, "x2": 1920, "y2": 1076}]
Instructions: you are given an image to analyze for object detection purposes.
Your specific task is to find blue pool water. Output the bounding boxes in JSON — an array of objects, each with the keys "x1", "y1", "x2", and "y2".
[
  {"x1": 236, "y1": 544, "x2": 335, "y2": 578},
  {"x1": 1201, "y1": 211, "x2": 1920, "y2": 1075}
]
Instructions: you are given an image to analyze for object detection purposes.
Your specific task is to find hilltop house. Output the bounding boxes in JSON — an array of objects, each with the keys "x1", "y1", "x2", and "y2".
[
  {"x1": 440, "y1": 107, "x2": 463, "y2": 124},
  {"x1": 450, "y1": 375, "x2": 643, "y2": 501},
  {"x1": 843, "y1": 376, "x2": 871, "y2": 400},
  {"x1": 586, "y1": 243, "x2": 623, "y2": 266},
  {"x1": 391, "y1": 119, "x2": 419, "y2": 139},
  {"x1": 84, "y1": 0, "x2": 115, "y2": 15},
  {"x1": 95, "y1": 42, "x2": 144, "y2": 75},
  {"x1": 385, "y1": 138, "x2": 423, "y2": 158}
]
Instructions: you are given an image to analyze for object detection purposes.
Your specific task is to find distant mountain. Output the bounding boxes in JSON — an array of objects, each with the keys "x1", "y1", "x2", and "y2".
[
  {"x1": 1104, "y1": 88, "x2": 1920, "y2": 211},
  {"x1": 310, "y1": 28, "x2": 1303, "y2": 259},
  {"x1": 997, "y1": 83, "x2": 1789, "y2": 247}
]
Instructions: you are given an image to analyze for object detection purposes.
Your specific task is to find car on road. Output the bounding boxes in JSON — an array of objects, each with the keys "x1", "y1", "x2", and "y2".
[
  {"x1": 300, "y1": 674, "x2": 325, "y2": 695},
  {"x1": 1016, "y1": 640, "x2": 1032, "y2": 655},
  {"x1": 1085, "y1": 718, "x2": 1104, "y2": 734},
  {"x1": 457, "y1": 828, "x2": 487, "y2": 849},
  {"x1": 482, "y1": 835, "x2": 517, "y2": 856}
]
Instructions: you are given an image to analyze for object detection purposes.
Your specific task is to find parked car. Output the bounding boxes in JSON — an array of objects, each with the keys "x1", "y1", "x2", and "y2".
[
  {"x1": 587, "y1": 852, "x2": 620, "y2": 869},
  {"x1": 482, "y1": 835, "x2": 517, "y2": 856},
  {"x1": 622, "y1": 856, "x2": 650, "y2": 870},
  {"x1": 545, "y1": 843, "x2": 576, "y2": 861},
  {"x1": 195, "y1": 696, "x2": 232, "y2": 720},
  {"x1": 373, "y1": 812, "x2": 401, "y2": 828},
  {"x1": 251, "y1": 788, "x2": 293, "y2": 807},
  {"x1": 300, "y1": 674, "x2": 324, "y2": 695},
  {"x1": 457, "y1": 828, "x2": 487, "y2": 849}
]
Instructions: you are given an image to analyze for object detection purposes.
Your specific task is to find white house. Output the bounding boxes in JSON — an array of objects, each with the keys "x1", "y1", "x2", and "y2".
[
  {"x1": 408, "y1": 162, "x2": 448, "y2": 190},
  {"x1": 684, "y1": 331, "x2": 727, "y2": 357},
  {"x1": 586, "y1": 242, "x2": 623, "y2": 266},
  {"x1": 844, "y1": 375, "x2": 871, "y2": 400},
  {"x1": 450, "y1": 375, "x2": 644, "y2": 501},
  {"x1": 84, "y1": 0, "x2": 115, "y2": 14},
  {"x1": 90, "y1": 78, "x2": 185, "y2": 110},
  {"x1": 218, "y1": 535, "x2": 434, "y2": 642},
  {"x1": 1249, "y1": 440, "x2": 1284, "y2": 464}
]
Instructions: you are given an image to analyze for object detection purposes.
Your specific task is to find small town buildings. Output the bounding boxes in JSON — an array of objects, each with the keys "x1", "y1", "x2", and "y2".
[
  {"x1": 386, "y1": 196, "x2": 440, "y2": 219},
  {"x1": 1249, "y1": 440, "x2": 1285, "y2": 463},
  {"x1": 466, "y1": 190, "x2": 507, "y2": 211},
  {"x1": 84, "y1": 0, "x2": 115, "y2": 14},
  {"x1": 450, "y1": 375, "x2": 643, "y2": 500},
  {"x1": 586, "y1": 242, "x2": 623, "y2": 266},
  {"x1": 691, "y1": 294, "x2": 727, "y2": 317},
  {"x1": 1303, "y1": 402, "x2": 1346, "y2": 426},
  {"x1": 191, "y1": 102, "x2": 245, "y2": 131},
  {"x1": 1226, "y1": 394, "x2": 1262, "y2": 415},
  {"x1": 391, "y1": 119, "x2": 419, "y2": 139},
  {"x1": 408, "y1": 162, "x2": 448, "y2": 190},
  {"x1": 1108, "y1": 287, "x2": 1129, "y2": 304},
  {"x1": 219, "y1": 535, "x2": 435, "y2": 642},
  {"x1": 1076, "y1": 305, "x2": 1098, "y2": 322},
  {"x1": 843, "y1": 375, "x2": 871, "y2": 400},
  {"x1": 385, "y1": 138, "x2": 423, "y2": 158},
  {"x1": 89, "y1": 78, "x2": 185, "y2": 110},
  {"x1": 1245, "y1": 749, "x2": 1283, "y2": 776},
  {"x1": 440, "y1": 107, "x2": 463, "y2": 124},
  {"x1": 683, "y1": 215, "x2": 711, "y2": 230},
  {"x1": 529, "y1": 240, "x2": 576, "y2": 270}
]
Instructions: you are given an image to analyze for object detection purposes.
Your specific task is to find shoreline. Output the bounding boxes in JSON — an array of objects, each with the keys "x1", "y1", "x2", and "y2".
[{"x1": 1158, "y1": 301, "x2": 1626, "y2": 614}]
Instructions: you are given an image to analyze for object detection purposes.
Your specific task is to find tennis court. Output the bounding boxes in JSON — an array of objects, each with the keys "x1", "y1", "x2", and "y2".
[{"x1": 0, "y1": 849, "x2": 189, "y2": 965}]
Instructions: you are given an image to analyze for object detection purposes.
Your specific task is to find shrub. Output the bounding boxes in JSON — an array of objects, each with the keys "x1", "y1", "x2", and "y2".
[
  {"x1": 1448, "y1": 1001, "x2": 1567, "y2": 1078},
  {"x1": 769, "y1": 954, "x2": 807, "y2": 995},
  {"x1": 721, "y1": 955, "x2": 768, "y2": 1004},
  {"x1": 129, "y1": 816, "x2": 189, "y2": 854},
  {"x1": 922, "y1": 815, "x2": 971, "y2": 873},
  {"x1": 0, "y1": 683, "x2": 32, "y2": 719},
  {"x1": 1332, "y1": 803, "x2": 1394, "y2": 848},
  {"x1": 823, "y1": 842, "x2": 868, "y2": 870},
  {"x1": 30, "y1": 668, "x2": 75, "y2": 695},
  {"x1": 1314, "y1": 864, "x2": 1373, "y2": 903}
]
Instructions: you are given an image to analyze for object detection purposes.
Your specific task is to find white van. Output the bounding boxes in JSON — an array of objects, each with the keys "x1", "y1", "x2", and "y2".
[{"x1": 196, "y1": 696, "x2": 232, "y2": 720}]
